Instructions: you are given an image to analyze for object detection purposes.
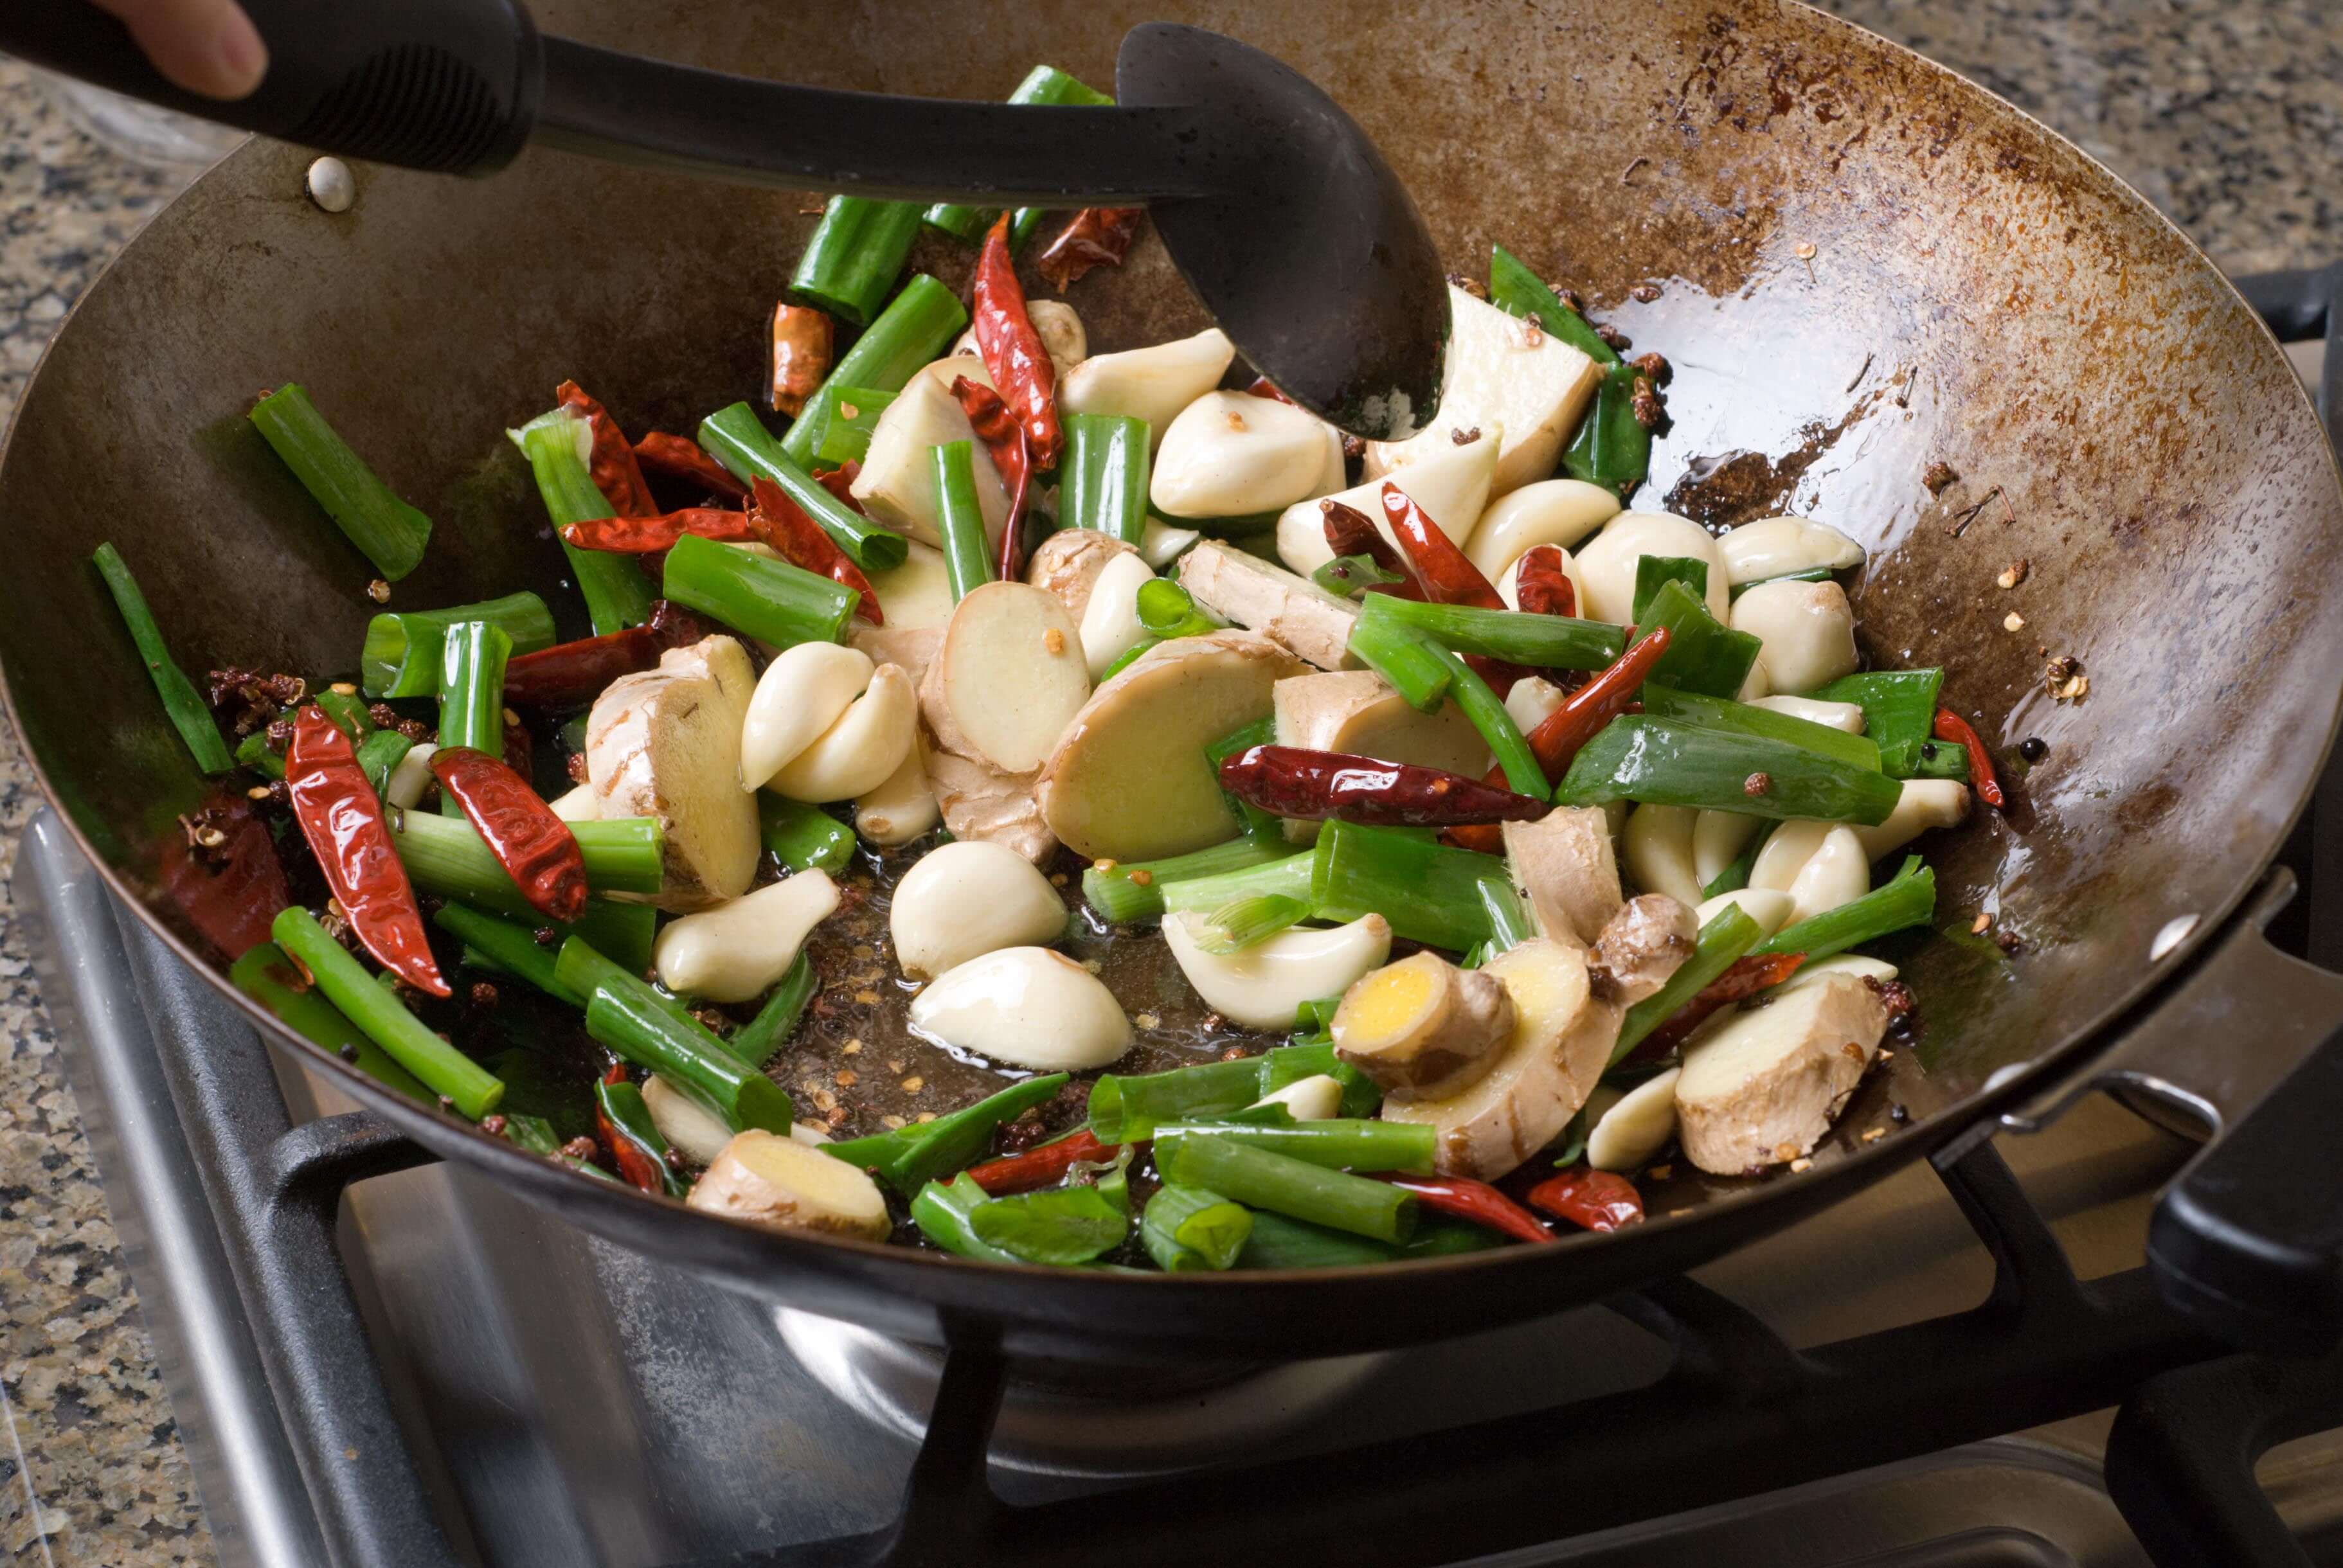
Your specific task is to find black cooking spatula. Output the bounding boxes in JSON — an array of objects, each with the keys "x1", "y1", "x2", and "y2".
[{"x1": 1, "y1": 0, "x2": 1448, "y2": 439}]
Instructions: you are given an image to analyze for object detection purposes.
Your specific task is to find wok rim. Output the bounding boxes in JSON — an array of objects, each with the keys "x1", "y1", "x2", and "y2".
[{"x1": 3, "y1": 0, "x2": 2338, "y2": 1336}]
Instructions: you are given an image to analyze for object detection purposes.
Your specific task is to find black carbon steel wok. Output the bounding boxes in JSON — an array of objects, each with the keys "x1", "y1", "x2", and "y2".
[{"x1": 5, "y1": 0, "x2": 2343, "y2": 1366}]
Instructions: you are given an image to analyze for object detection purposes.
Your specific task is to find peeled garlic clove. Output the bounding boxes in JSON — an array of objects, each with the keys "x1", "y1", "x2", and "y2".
[
  {"x1": 1028, "y1": 301, "x2": 1087, "y2": 370},
  {"x1": 1752, "y1": 822, "x2": 1868, "y2": 926},
  {"x1": 910, "y1": 947, "x2": 1133, "y2": 1071},
  {"x1": 1586, "y1": 1066, "x2": 1682, "y2": 1172},
  {"x1": 1695, "y1": 887, "x2": 1796, "y2": 939},
  {"x1": 741, "y1": 642, "x2": 874, "y2": 790},
  {"x1": 1150, "y1": 391, "x2": 1339, "y2": 519},
  {"x1": 1718, "y1": 516, "x2": 1863, "y2": 585},
  {"x1": 1750, "y1": 694, "x2": 1865, "y2": 733},
  {"x1": 1163, "y1": 912, "x2": 1393, "y2": 1031},
  {"x1": 1467, "y1": 477, "x2": 1620, "y2": 583},
  {"x1": 654, "y1": 869, "x2": 839, "y2": 1003},
  {"x1": 1273, "y1": 425, "x2": 1499, "y2": 576},
  {"x1": 1079, "y1": 551, "x2": 1158, "y2": 680},
  {"x1": 1139, "y1": 515, "x2": 1201, "y2": 570},
  {"x1": 1853, "y1": 780, "x2": 1971, "y2": 861},
  {"x1": 1058, "y1": 328, "x2": 1235, "y2": 450},
  {"x1": 547, "y1": 781, "x2": 599, "y2": 823},
  {"x1": 643, "y1": 1074, "x2": 736, "y2": 1166},
  {"x1": 890, "y1": 839, "x2": 1069, "y2": 980},
  {"x1": 1728, "y1": 579, "x2": 1860, "y2": 695},
  {"x1": 1252, "y1": 1074, "x2": 1345, "y2": 1121},
  {"x1": 1692, "y1": 810, "x2": 1764, "y2": 889},
  {"x1": 770, "y1": 664, "x2": 917, "y2": 803},
  {"x1": 1778, "y1": 954, "x2": 1898, "y2": 993},
  {"x1": 1623, "y1": 804, "x2": 1702, "y2": 906},
  {"x1": 1574, "y1": 512, "x2": 1730, "y2": 624},
  {"x1": 854, "y1": 745, "x2": 938, "y2": 848},
  {"x1": 1750, "y1": 820, "x2": 1831, "y2": 894},
  {"x1": 1504, "y1": 674, "x2": 1568, "y2": 736},
  {"x1": 385, "y1": 742, "x2": 439, "y2": 810}
]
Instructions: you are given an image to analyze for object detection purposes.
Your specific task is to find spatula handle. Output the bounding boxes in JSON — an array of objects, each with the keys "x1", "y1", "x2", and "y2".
[{"x1": 0, "y1": 0, "x2": 541, "y2": 174}]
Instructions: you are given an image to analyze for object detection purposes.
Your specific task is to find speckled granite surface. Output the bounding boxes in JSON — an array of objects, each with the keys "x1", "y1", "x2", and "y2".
[{"x1": 0, "y1": 4, "x2": 2337, "y2": 1564}]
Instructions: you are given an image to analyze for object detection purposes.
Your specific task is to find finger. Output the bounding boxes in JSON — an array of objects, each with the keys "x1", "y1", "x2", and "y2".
[{"x1": 88, "y1": 0, "x2": 267, "y2": 101}]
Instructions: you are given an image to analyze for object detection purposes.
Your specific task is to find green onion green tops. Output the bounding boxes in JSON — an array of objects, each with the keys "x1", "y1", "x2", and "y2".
[
  {"x1": 1555, "y1": 715, "x2": 1901, "y2": 824},
  {"x1": 92, "y1": 543, "x2": 233, "y2": 774},
  {"x1": 775, "y1": 275, "x2": 968, "y2": 466},
  {"x1": 249, "y1": 384, "x2": 432, "y2": 580},
  {"x1": 661, "y1": 533, "x2": 859, "y2": 648},
  {"x1": 790, "y1": 198, "x2": 923, "y2": 328},
  {"x1": 360, "y1": 592, "x2": 555, "y2": 699},
  {"x1": 510, "y1": 408, "x2": 654, "y2": 636},
  {"x1": 697, "y1": 402, "x2": 908, "y2": 572}
]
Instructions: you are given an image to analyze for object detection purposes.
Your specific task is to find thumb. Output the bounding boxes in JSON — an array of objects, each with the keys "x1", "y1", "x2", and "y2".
[{"x1": 88, "y1": 0, "x2": 267, "y2": 101}]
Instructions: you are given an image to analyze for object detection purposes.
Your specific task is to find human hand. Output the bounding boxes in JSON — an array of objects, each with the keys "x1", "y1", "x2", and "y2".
[{"x1": 90, "y1": 0, "x2": 266, "y2": 100}]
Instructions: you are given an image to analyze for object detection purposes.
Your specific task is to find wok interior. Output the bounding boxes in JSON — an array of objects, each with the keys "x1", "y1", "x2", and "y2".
[{"x1": 5, "y1": 0, "x2": 2339, "y2": 1253}]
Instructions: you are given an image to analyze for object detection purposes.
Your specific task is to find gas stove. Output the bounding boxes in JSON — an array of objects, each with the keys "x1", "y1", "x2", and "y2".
[{"x1": 20, "y1": 264, "x2": 2343, "y2": 1568}]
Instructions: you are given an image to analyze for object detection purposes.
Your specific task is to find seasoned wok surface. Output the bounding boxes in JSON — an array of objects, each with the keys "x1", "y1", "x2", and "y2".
[{"x1": 3, "y1": 0, "x2": 2339, "y2": 1249}]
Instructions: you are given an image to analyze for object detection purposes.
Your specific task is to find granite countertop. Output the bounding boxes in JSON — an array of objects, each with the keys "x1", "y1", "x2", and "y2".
[{"x1": 0, "y1": 3, "x2": 2339, "y2": 1563}]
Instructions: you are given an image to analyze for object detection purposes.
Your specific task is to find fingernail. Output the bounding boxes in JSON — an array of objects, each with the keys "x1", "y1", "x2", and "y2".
[{"x1": 211, "y1": 7, "x2": 268, "y2": 98}]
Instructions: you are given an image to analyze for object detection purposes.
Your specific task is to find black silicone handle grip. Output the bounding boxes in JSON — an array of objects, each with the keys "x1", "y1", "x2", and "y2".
[
  {"x1": 2149, "y1": 1029, "x2": 2343, "y2": 1357},
  {"x1": 0, "y1": 0, "x2": 541, "y2": 174}
]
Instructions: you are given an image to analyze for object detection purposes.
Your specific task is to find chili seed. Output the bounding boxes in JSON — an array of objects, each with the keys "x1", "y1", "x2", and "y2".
[
  {"x1": 1631, "y1": 283, "x2": 1661, "y2": 303},
  {"x1": 366, "y1": 578, "x2": 391, "y2": 603}
]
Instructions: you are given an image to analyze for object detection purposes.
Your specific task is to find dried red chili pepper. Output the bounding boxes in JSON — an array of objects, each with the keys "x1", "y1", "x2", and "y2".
[
  {"x1": 964, "y1": 1129, "x2": 1109, "y2": 1195},
  {"x1": 560, "y1": 508, "x2": 759, "y2": 554},
  {"x1": 429, "y1": 746, "x2": 588, "y2": 922},
  {"x1": 1444, "y1": 627, "x2": 1671, "y2": 851},
  {"x1": 505, "y1": 628, "x2": 656, "y2": 708},
  {"x1": 283, "y1": 706, "x2": 447, "y2": 996},
  {"x1": 946, "y1": 375, "x2": 1033, "y2": 579},
  {"x1": 811, "y1": 461, "x2": 862, "y2": 510},
  {"x1": 1513, "y1": 545, "x2": 1578, "y2": 619},
  {"x1": 632, "y1": 432, "x2": 750, "y2": 503},
  {"x1": 1218, "y1": 745, "x2": 1549, "y2": 827},
  {"x1": 596, "y1": 1064, "x2": 670, "y2": 1193},
  {"x1": 747, "y1": 477, "x2": 883, "y2": 625},
  {"x1": 503, "y1": 600, "x2": 708, "y2": 709},
  {"x1": 1930, "y1": 707, "x2": 2005, "y2": 808},
  {"x1": 769, "y1": 303, "x2": 834, "y2": 417},
  {"x1": 1373, "y1": 1173, "x2": 1556, "y2": 1244},
  {"x1": 1527, "y1": 1167, "x2": 1645, "y2": 1232},
  {"x1": 971, "y1": 214, "x2": 1063, "y2": 469},
  {"x1": 557, "y1": 381, "x2": 658, "y2": 519},
  {"x1": 1379, "y1": 483, "x2": 1504, "y2": 610},
  {"x1": 1379, "y1": 481, "x2": 1531, "y2": 691},
  {"x1": 1245, "y1": 375, "x2": 1297, "y2": 405},
  {"x1": 1320, "y1": 499, "x2": 1424, "y2": 600},
  {"x1": 1036, "y1": 206, "x2": 1146, "y2": 292},
  {"x1": 159, "y1": 793, "x2": 288, "y2": 959},
  {"x1": 502, "y1": 722, "x2": 533, "y2": 783},
  {"x1": 1627, "y1": 952, "x2": 1808, "y2": 1062}
]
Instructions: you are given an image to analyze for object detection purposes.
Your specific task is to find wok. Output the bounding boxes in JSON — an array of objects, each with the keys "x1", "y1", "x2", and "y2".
[{"x1": 4, "y1": 0, "x2": 2342, "y2": 1365}]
